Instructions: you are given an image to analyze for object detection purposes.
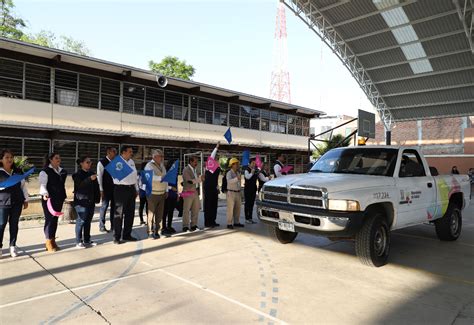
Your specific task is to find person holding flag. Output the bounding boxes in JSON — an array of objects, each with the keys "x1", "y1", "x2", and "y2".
[
  {"x1": 258, "y1": 162, "x2": 271, "y2": 193},
  {"x1": 204, "y1": 142, "x2": 221, "y2": 228},
  {"x1": 108, "y1": 146, "x2": 139, "y2": 244},
  {"x1": 39, "y1": 152, "x2": 68, "y2": 252},
  {"x1": 144, "y1": 149, "x2": 168, "y2": 239},
  {"x1": 162, "y1": 159, "x2": 179, "y2": 235},
  {"x1": 182, "y1": 156, "x2": 204, "y2": 232},
  {"x1": 0, "y1": 149, "x2": 29, "y2": 258},
  {"x1": 244, "y1": 158, "x2": 259, "y2": 224}
]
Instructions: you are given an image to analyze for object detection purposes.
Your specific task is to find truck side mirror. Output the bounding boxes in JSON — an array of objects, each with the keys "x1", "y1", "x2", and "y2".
[{"x1": 429, "y1": 166, "x2": 439, "y2": 176}]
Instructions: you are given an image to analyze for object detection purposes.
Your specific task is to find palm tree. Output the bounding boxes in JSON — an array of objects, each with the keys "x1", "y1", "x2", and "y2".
[{"x1": 312, "y1": 134, "x2": 351, "y2": 160}]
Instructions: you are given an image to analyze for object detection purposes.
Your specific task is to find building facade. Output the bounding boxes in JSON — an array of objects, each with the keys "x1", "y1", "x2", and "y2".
[{"x1": 0, "y1": 38, "x2": 322, "y2": 174}]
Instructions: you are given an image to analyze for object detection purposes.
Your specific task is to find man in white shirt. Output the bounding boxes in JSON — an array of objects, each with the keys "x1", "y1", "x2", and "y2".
[
  {"x1": 144, "y1": 149, "x2": 167, "y2": 239},
  {"x1": 273, "y1": 153, "x2": 286, "y2": 178},
  {"x1": 113, "y1": 145, "x2": 138, "y2": 244}
]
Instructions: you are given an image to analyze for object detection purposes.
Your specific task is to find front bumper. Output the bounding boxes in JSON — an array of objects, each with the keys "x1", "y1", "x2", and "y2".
[{"x1": 256, "y1": 200, "x2": 365, "y2": 237}]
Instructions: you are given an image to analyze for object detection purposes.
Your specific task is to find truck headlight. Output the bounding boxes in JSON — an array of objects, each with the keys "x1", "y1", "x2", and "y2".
[{"x1": 328, "y1": 199, "x2": 360, "y2": 211}]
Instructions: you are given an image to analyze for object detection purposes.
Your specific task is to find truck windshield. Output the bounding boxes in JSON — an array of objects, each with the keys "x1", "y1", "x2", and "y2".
[{"x1": 310, "y1": 148, "x2": 399, "y2": 176}]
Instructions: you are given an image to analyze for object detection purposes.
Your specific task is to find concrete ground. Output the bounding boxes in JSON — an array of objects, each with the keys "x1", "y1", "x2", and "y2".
[{"x1": 1, "y1": 204, "x2": 473, "y2": 325}]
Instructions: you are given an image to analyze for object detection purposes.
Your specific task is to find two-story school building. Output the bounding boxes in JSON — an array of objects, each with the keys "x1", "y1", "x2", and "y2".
[{"x1": 0, "y1": 38, "x2": 323, "y2": 174}]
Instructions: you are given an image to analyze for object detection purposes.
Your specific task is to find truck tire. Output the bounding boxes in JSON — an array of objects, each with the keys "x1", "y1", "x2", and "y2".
[
  {"x1": 435, "y1": 203, "x2": 462, "y2": 241},
  {"x1": 355, "y1": 211, "x2": 390, "y2": 267},
  {"x1": 269, "y1": 226, "x2": 298, "y2": 244}
]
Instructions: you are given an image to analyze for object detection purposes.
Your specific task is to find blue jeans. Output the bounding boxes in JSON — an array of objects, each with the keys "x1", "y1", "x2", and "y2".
[
  {"x1": 75, "y1": 205, "x2": 94, "y2": 244},
  {"x1": 0, "y1": 204, "x2": 22, "y2": 248},
  {"x1": 99, "y1": 195, "x2": 114, "y2": 230}
]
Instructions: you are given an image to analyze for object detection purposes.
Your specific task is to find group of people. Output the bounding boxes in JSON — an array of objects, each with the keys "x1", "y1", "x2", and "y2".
[{"x1": 0, "y1": 144, "x2": 289, "y2": 257}]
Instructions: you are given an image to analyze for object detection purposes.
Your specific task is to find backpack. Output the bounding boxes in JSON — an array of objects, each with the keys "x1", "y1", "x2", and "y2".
[{"x1": 221, "y1": 169, "x2": 229, "y2": 193}]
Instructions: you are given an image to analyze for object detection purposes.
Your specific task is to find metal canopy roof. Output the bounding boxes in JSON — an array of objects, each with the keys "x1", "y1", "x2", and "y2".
[{"x1": 283, "y1": 0, "x2": 474, "y2": 128}]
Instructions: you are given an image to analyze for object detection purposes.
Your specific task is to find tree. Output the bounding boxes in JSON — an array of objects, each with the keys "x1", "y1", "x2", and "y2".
[
  {"x1": 0, "y1": 0, "x2": 26, "y2": 39},
  {"x1": 149, "y1": 56, "x2": 195, "y2": 80},
  {"x1": 312, "y1": 134, "x2": 351, "y2": 159},
  {"x1": 21, "y1": 30, "x2": 91, "y2": 56}
]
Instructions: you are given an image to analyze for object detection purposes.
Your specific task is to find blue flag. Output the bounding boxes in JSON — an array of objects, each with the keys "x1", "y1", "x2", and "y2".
[
  {"x1": 105, "y1": 156, "x2": 133, "y2": 181},
  {"x1": 0, "y1": 167, "x2": 35, "y2": 189},
  {"x1": 140, "y1": 170, "x2": 153, "y2": 196},
  {"x1": 161, "y1": 160, "x2": 179, "y2": 186},
  {"x1": 224, "y1": 127, "x2": 232, "y2": 144},
  {"x1": 242, "y1": 150, "x2": 250, "y2": 167}
]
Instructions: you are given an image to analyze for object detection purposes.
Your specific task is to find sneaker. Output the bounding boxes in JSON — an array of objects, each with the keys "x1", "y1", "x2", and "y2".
[
  {"x1": 148, "y1": 233, "x2": 155, "y2": 239},
  {"x1": 10, "y1": 246, "x2": 19, "y2": 258},
  {"x1": 99, "y1": 227, "x2": 109, "y2": 233},
  {"x1": 84, "y1": 241, "x2": 97, "y2": 247},
  {"x1": 212, "y1": 223, "x2": 220, "y2": 227},
  {"x1": 169, "y1": 227, "x2": 177, "y2": 234},
  {"x1": 123, "y1": 236, "x2": 138, "y2": 242},
  {"x1": 227, "y1": 225, "x2": 234, "y2": 230},
  {"x1": 153, "y1": 233, "x2": 160, "y2": 239},
  {"x1": 245, "y1": 219, "x2": 257, "y2": 224},
  {"x1": 113, "y1": 239, "x2": 123, "y2": 245},
  {"x1": 233, "y1": 223, "x2": 245, "y2": 228},
  {"x1": 76, "y1": 243, "x2": 86, "y2": 249},
  {"x1": 182, "y1": 227, "x2": 189, "y2": 232},
  {"x1": 190, "y1": 226, "x2": 200, "y2": 232},
  {"x1": 140, "y1": 221, "x2": 146, "y2": 226}
]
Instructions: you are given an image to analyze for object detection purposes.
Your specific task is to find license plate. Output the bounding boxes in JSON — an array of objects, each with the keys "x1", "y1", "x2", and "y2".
[{"x1": 278, "y1": 220, "x2": 295, "y2": 232}]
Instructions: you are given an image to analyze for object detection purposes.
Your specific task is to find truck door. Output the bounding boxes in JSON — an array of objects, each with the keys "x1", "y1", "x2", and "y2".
[{"x1": 395, "y1": 149, "x2": 437, "y2": 226}]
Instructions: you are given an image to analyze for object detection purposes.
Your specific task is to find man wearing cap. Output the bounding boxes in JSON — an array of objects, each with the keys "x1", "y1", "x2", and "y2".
[
  {"x1": 226, "y1": 158, "x2": 244, "y2": 229},
  {"x1": 144, "y1": 149, "x2": 167, "y2": 239}
]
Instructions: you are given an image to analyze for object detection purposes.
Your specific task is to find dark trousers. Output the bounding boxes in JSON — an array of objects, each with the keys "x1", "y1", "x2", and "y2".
[
  {"x1": 0, "y1": 204, "x2": 22, "y2": 247},
  {"x1": 244, "y1": 188, "x2": 256, "y2": 220},
  {"x1": 42, "y1": 200, "x2": 62, "y2": 240},
  {"x1": 204, "y1": 190, "x2": 218, "y2": 227},
  {"x1": 163, "y1": 197, "x2": 176, "y2": 229},
  {"x1": 74, "y1": 205, "x2": 94, "y2": 244},
  {"x1": 139, "y1": 195, "x2": 148, "y2": 223},
  {"x1": 99, "y1": 194, "x2": 115, "y2": 230},
  {"x1": 114, "y1": 185, "x2": 136, "y2": 240},
  {"x1": 177, "y1": 197, "x2": 184, "y2": 218}
]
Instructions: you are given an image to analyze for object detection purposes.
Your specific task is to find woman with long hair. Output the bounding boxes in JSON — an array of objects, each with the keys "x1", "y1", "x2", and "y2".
[
  {"x1": 0, "y1": 149, "x2": 29, "y2": 258},
  {"x1": 72, "y1": 156, "x2": 100, "y2": 249},
  {"x1": 39, "y1": 152, "x2": 67, "y2": 252}
]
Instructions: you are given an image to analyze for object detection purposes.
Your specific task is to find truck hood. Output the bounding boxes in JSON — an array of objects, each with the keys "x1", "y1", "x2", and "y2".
[{"x1": 266, "y1": 173, "x2": 395, "y2": 193}]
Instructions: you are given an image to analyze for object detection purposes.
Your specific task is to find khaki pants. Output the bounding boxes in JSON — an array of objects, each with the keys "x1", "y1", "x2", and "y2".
[
  {"x1": 147, "y1": 193, "x2": 166, "y2": 234},
  {"x1": 183, "y1": 192, "x2": 200, "y2": 228},
  {"x1": 226, "y1": 191, "x2": 241, "y2": 225}
]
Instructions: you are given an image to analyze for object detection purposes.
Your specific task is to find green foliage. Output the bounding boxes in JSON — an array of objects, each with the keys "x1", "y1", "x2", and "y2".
[
  {"x1": 0, "y1": 0, "x2": 26, "y2": 39},
  {"x1": 13, "y1": 156, "x2": 34, "y2": 181},
  {"x1": 21, "y1": 30, "x2": 91, "y2": 56},
  {"x1": 312, "y1": 134, "x2": 351, "y2": 159},
  {"x1": 149, "y1": 56, "x2": 196, "y2": 80}
]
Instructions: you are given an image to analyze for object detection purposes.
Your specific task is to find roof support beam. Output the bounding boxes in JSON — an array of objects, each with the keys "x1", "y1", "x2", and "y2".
[
  {"x1": 374, "y1": 65, "x2": 474, "y2": 84},
  {"x1": 319, "y1": 0, "x2": 350, "y2": 12},
  {"x1": 331, "y1": 0, "x2": 416, "y2": 27},
  {"x1": 283, "y1": 0, "x2": 394, "y2": 130},
  {"x1": 389, "y1": 99, "x2": 474, "y2": 110},
  {"x1": 453, "y1": 0, "x2": 474, "y2": 53},
  {"x1": 381, "y1": 83, "x2": 474, "y2": 97},
  {"x1": 362, "y1": 49, "x2": 471, "y2": 71},
  {"x1": 356, "y1": 29, "x2": 466, "y2": 56},
  {"x1": 344, "y1": 10, "x2": 459, "y2": 42}
]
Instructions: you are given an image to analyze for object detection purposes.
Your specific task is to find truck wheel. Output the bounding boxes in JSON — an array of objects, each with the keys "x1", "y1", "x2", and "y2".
[
  {"x1": 269, "y1": 226, "x2": 298, "y2": 244},
  {"x1": 355, "y1": 211, "x2": 390, "y2": 267},
  {"x1": 435, "y1": 203, "x2": 462, "y2": 241}
]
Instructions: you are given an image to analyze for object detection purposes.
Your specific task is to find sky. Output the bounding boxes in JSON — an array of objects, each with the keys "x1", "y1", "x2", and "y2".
[{"x1": 14, "y1": 0, "x2": 376, "y2": 118}]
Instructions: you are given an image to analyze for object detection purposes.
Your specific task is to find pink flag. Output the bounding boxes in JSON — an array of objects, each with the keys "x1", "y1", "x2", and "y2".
[
  {"x1": 180, "y1": 190, "x2": 196, "y2": 198},
  {"x1": 206, "y1": 156, "x2": 219, "y2": 174},
  {"x1": 255, "y1": 154, "x2": 263, "y2": 169},
  {"x1": 47, "y1": 198, "x2": 64, "y2": 217},
  {"x1": 281, "y1": 165, "x2": 293, "y2": 174}
]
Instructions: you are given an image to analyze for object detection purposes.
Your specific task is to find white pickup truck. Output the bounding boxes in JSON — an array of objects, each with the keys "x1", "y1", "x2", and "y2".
[{"x1": 257, "y1": 146, "x2": 471, "y2": 267}]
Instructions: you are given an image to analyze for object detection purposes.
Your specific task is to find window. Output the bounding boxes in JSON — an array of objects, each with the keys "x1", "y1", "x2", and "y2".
[
  {"x1": 53, "y1": 140, "x2": 77, "y2": 172},
  {"x1": 229, "y1": 104, "x2": 240, "y2": 127},
  {"x1": 278, "y1": 113, "x2": 287, "y2": 134},
  {"x1": 54, "y1": 69, "x2": 77, "y2": 106},
  {"x1": 100, "y1": 79, "x2": 120, "y2": 111},
  {"x1": 261, "y1": 110, "x2": 270, "y2": 132},
  {"x1": 145, "y1": 87, "x2": 164, "y2": 117},
  {"x1": 288, "y1": 115, "x2": 296, "y2": 135},
  {"x1": 295, "y1": 117, "x2": 303, "y2": 136},
  {"x1": 399, "y1": 150, "x2": 426, "y2": 177},
  {"x1": 270, "y1": 111, "x2": 279, "y2": 133},
  {"x1": 26, "y1": 64, "x2": 51, "y2": 103},
  {"x1": 0, "y1": 137, "x2": 22, "y2": 154},
  {"x1": 165, "y1": 92, "x2": 185, "y2": 121},
  {"x1": 78, "y1": 142, "x2": 99, "y2": 169},
  {"x1": 240, "y1": 106, "x2": 250, "y2": 129},
  {"x1": 198, "y1": 98, "x2": 213, "y2": 124},
  {"x1": 0, "y1": 58, "x2": 23, "y2": 99},
  {"x1": 123, "y1": 83, "x2": 145, "y2": 115},
  {"x1": 24, "y1": 139, "x2": 50, "y2": 170},
  {"x1": 79, "y1": 74, "x2": 100, "y2": 108},
  {"x1": 250, "y1": 108, "x2": 260, "y2": 130},
  {"x1": 302, "y1": 118, "x2": 310, "y2": 136},
  {"x1": 214, "y1": 101, "x2": 228, "y2": 126}
]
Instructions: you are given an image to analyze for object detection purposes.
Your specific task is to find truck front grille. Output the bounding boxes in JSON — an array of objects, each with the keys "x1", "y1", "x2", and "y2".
[{"x1": 262, "y1": 185, "x2": 327, "y2": 208}]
